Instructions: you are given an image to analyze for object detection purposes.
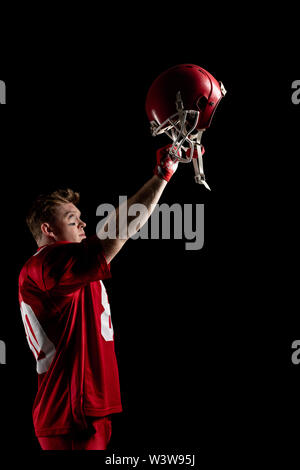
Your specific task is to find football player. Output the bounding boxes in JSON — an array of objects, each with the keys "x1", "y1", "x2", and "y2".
[
  {"x1": 18, "y1": 146, "x2": 178, "y2": 450},
  {"x1": 19, "y1": 63, "x2": 225, "y2": 451}
]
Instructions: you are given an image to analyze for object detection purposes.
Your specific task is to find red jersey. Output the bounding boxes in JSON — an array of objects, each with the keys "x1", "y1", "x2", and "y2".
[{"x1": 18, "y1": 235, "x2": 122, "y2": 437}]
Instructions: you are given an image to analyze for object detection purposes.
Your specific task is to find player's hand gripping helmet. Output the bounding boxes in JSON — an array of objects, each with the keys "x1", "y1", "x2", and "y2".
[{"x1": 145, "y1": 64, "x2": 226, "y2": 190}]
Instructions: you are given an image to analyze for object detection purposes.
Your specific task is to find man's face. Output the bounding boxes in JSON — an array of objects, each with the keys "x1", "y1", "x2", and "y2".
[{"x1": 50, "y1": 202, "x2": 87, "y2": 243}]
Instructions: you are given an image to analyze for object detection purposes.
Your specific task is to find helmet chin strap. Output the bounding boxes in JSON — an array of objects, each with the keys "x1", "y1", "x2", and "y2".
[
  {"x1": 168, "y1": 126, "x2": 211, "y2": 190},
  {"x1": 175, "y1": 91, "x2": 211, "y2": 190},
  {"x1": 192, "y1": 130, "x2": 211, "y2": 190}
]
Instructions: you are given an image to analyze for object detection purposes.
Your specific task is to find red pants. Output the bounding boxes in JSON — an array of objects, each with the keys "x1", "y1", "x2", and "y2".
[{"x1": 38, "y1": 416, "x2": 112, "y2": 450}]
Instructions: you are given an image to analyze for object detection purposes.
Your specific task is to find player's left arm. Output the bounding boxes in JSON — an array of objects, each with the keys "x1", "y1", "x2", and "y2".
[{"x1": 98, "y1": 145, "x2": 178, "y2": 263}]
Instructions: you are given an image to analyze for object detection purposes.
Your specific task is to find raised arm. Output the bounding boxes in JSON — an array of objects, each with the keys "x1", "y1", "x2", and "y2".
[{"x1": 98, "y1": 145, "x2": 178, "y2": 263}]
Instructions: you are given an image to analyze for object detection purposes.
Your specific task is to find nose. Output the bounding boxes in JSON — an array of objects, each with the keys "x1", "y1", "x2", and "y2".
[{"x1": 79, "y1": 219, "x2": 86, "y2": 228}]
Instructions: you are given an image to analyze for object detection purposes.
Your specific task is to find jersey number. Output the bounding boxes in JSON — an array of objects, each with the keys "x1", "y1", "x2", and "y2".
[
  {"x1": 100, "y1": 281, "x2": 114, "y2": 341},
  {"x1": 20, "y1": 301, "x2": 56, "y2": 374}
]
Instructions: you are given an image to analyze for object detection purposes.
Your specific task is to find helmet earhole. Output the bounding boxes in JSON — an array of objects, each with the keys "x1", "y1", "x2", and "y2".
[{"x1": 197, "y1": 96, "x2": 208, "y2": 111}]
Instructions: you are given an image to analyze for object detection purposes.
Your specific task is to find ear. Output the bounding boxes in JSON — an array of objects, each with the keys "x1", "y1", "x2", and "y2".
[{"x1": 40, "y1": 222, "x2": 56, "y2": 240}]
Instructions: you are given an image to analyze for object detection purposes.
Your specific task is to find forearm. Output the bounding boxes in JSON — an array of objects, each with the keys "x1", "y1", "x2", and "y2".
[
  {"x1": 106, "y1": 175, "x2": 166, "y2": 238},
  {"x1": 122, "y1": 175, "x2": 167, "y2": 236},
  {"x1": 129, "y1": 175, "x2": 167, "y2": 209},
  {"x1": 98, "y1": 175, "x2": 167, "y2": 262}
]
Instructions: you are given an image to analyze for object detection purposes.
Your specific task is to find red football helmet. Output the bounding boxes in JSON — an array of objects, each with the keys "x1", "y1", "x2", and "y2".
[{"x1": 145, "y1": 64, "x2": 226, "y2": 189}]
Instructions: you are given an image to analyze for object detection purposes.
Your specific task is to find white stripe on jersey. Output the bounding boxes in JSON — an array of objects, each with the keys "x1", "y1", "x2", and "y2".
[{"x1": 33, "y1": 246, "x2": 47, "y2": 256}]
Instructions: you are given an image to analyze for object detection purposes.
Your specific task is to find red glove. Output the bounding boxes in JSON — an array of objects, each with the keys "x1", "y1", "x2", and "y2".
[
  {"x1": 186, "y1": 144, "x2": 205, "y2": 159},
  {"x1": 154, "y1": 144, "x2": 179, "y2": 182}
]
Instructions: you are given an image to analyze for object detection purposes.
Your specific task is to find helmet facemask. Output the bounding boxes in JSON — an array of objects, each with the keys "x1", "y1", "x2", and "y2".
[{"x1": 150, "y1": 91, "x2": 210, "y2": 190}]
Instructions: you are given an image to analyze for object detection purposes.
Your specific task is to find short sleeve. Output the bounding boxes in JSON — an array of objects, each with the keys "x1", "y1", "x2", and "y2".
[{"x1": 41, "y1": 235, "x2": 111, "y2": 294}]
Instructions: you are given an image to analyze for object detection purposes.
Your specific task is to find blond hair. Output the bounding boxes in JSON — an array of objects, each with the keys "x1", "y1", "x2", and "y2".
[{"x1": 26, "y1": 188, "x2": 80, "y2": 241}]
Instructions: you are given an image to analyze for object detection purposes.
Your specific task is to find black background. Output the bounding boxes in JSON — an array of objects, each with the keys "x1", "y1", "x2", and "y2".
[{"x1": 0, "y1": 7, "x2": 299, "y2": 465}]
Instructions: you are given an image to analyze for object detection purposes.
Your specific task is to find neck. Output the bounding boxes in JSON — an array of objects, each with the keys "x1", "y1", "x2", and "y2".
[{"x1": 37, "y1": 237, "x2": 56, "y2": 248}]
